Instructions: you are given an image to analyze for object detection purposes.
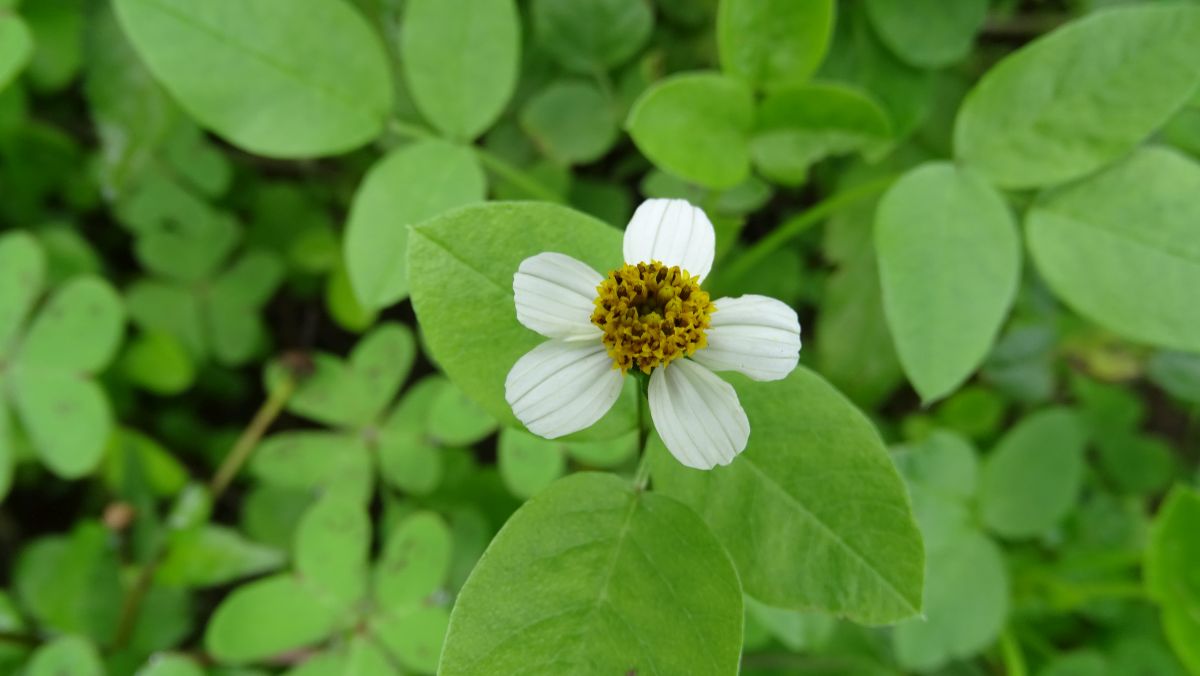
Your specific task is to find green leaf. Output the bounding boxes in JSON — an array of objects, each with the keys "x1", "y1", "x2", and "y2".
[
  {"x1": 25, "y1": 636, "x2": 103, "y2": 676},
  {"x1": 295, "y1": 493, "x2": 370, "y2": 607},
  {"x1": 205, "y1": 574, "x2": 341, "y2": 664},
  {"x1": 717, "y1": 0, "x2": 834, "y2": 90},
  {"x1": 408, "y1": 202, "x2": 635, "y2": 434},
  {"x1": 893, "y1": 431, "x2": 979, "y2": 502},
  {"x1": 893, "y1": 529, "x2": 1008, "y2": 671},
  {"x1": 650, "y1": 367, "x2": 924, "y2": 624},
  {"x1": 626, "y1": 72, "x2": 754, "y2": 189},
  {"x1": 954, "y1": 5, "x2": 1200, "y2": 189},
  {"x1": 875, "y1": 162, "x2": 1020, "y2": 403},
  {"x1": 285, "y1": 637, "x2": 393, "y2": 676},
  {"x1": 0, "y1": 231, "x2": 45, "y2": 352},
  {"x1": 530, "y1": 0, "x2": 653, "y2": 74},
  {"x1": 0, "y1": 15, "x2": 32, "y2": 94},
  {"x1": 1148, "y1": 351, "x2": 1200, "y2": 405},
  {"x1": 1146, "y1": 486, "x2": 1200, "y2": 674},
  {"x1": 21, "y1": 0, "x2": 83, "y2": 92},
  {"x1": 427, "y1": 380, "x2": 498, "y2": 447},
  {"x1": 349, "y1": 322, "x2": 416, "y2": 421},
  {"x1": 400, "y1": 0, "x2": 520, "y2": 141},
  {"x1": 440, "y1": 472, "x2": 744, "y2": 675},
  {"x1": 497, "y1": 428, "x2": 567, "y2": 499},
  {"x1": 864, "y1": 0, "x2": 987, "y2": 69},
  {"x1": 157, "y1": 525, "x2": 285, "y2": 588},
  {"x1": 137, "y1": 654, "x2": 206, "y2": 676},
  {"x1": 10, "y1": 370, "x2": 110, "y2": 478},
  {"x1": 17, "y1": 276, "x2": 124, "y2": 372},
  {"x1": 377, "y1": 376, "x2": 444, "y2": 496},
  {"x1": 744, "y1": 597, "x2": 835, "y2": 653},
  {"x1": 345, "y1": 140, "x2": 487, "y2": 310},
  {"x1": 251, "y1": 432, "x2": 372, "y2": 503},
  {"x1": 1027, "y1": 147, "x2": 1200, "y2": 353},
  {"x1": 15, "y1": 523, "x2": 122, "y2": 644},
  {"x1": 979, "y1": 408, "x2": 1086, "y2": 539},
  {"x1": 520, "y1": 80, "x2": 619, "y2": 165},
  {"x1": 120, "y1": 329, "x2": 195, "y2": 394},
  {"x1": 374, "y1": 511, "x2": 452, "y2": 611},
  {"x1": 125, "y1": 281, "x2": 205, "y2": 360},
  {"x1": 751, "y1": 83, "x2": 891, "y2": 186},
  {"x1": 113, "y1": 0, "x2": 393, "y2": 158},
  {"x1": 563, "y1": 430, "x2": 638, "y2": 469},
  {"x1": 1039, "y1": 652, "x2": 1111, "y2": 676},
  {"x1": 207, "y1": 249, "x2": 283, "y2": 366},
  {"x1": 370, "y1": 606, "x2": 451, "y2": 674},
  {"x1": 104, "y1": 427, "x2": 188, "y2": 498}
]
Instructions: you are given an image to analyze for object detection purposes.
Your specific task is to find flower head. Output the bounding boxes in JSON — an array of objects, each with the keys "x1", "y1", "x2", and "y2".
[{"x1": 505, "y1": 199, "x2": 802, "y2": 469}]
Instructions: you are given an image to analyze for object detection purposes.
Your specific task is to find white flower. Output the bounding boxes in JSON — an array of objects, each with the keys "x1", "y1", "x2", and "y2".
[{"x1": 505, "y1": 198, "x2": 802, "y2": 470}]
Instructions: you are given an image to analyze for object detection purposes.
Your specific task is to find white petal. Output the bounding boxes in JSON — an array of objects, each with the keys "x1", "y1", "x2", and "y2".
[
  {"x1": 648, "y1": 360, "x2": 750, "y2": 470},
  {"x1": 505, "y1": 340, "x2": 623, "y2": 439},
  {"x1": 513, "y1": 252, "x2": 603, "y2": 340},
  {"x1": 692, "y1": 295, "x2": 802, "y2": 381},
  {"x1": 622, "y1": 199, "x2": 715, "y2": 281}
]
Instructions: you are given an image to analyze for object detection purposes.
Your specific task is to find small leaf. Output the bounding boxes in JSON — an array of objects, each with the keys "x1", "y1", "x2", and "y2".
[
  {"x1": 374, "y1": 512, "x2": 452, "y2": 611},
  {"x1": 439, "y1": 473, "x2": 744, "y2": 675},
  {"x1": 530, "y1": 0, "x2": 653, "y2": 74},
  {"x1": 15, "y1": 523, "x2": 122, "y2": 644},
  {"x1": 157, "y1": 525, "x2": 285, "y2": 588},
  {"x1": 204, "y1": 574, "x2": 342, "y2": 664},
  {"x1": 626, "y1": 72, "x2": 754, "y2": 189},
  {"x1": 349, "y1": 322, "x2": 416, "y2": 421},
  {"x1": 137, "y1": 654, "x2": 206, "y2": 676},
  {"x1": 0, "y1": 231, "x2": 45, "y2": 353},
  {"x1": 893, "y1": 431, "x2": 979, "y2": 502},
  {"x1": 1026, "y1": 147, "x2": 1200, "y2": 353},
  {"x1": 954, "y1": 5, "x2": 1200, "y2": 188},
  {"x1": 497, "y1": 428, "x2": 567, "y2": 499},
  {"x1": 295, "y1": 493, "x2": 370, "y2": 606},
  {"x1": 345, "y1": 140, "x2": 486, "y2": 310},
  {"x1": 979, "y1": 408, "x2": 1086, "y2": 539},
  {"x1": 744, "y1": 597, "x2": 836, "y2": 653},
  {"x1": 207, "y1": 249, "x2": 283, "y2": 366},
  {"x1": 251, "y1": 431, "x2": 372, "y2": 502},
  {"x1": 11, "y1": 370, "x2": 110, "y2": 478},
  {"x1": 427, "y1": 381, "x2": 498, "y2": 446},
  {"x1": 875, "y1": 162, "x2": 1020, "y2": 403},
  {"x1": 26, "y1": 636, "x2": 103, "y2": 676},
  {"x1": 0, "y1": 16, "x2": 34, "y2": 94},
  {"x1": 408, "y1": 202, "x2": 634, "y2": 433},
  {"x1": 377, "y1": 376, "x2": 445, "y2": 496},
  {"x1": 520, "y1": 80, "x2": 619, "y2": 165},
  {"x1": 1146, "y1": 486, "x2": 1200, "y2": 675},
  {"x1": 371, "y1": 606, "x2": 451, "y2": 674},
  {"x1": 18, "y1": 276, "x2": 124, "y2": 372},
  {"x1": 717, "y1": 0, "x2": 834, "y2": 90},
  {"x1": 113, "y1": 0, "x2": 393, "y2": 157},
  {"x1": 400, "y1": 0, "x2": 520, "y2": 140},
  {"x1": 120, "y1": 329, "x2": 195, "y2": 395},
  {"x1": 650, "y1": 367, "x2": 925, "y2": 624},
  {"x1": 864, "y1": 0, "x2": 987, "y2": 69}
]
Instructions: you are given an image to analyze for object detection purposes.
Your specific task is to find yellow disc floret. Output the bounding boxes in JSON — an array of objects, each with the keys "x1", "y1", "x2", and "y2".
[{"x1": 591, "y1": 261, "x2": 715, "y2": 374}]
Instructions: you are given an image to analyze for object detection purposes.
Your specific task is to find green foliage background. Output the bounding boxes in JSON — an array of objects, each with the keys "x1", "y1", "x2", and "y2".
[{"x1": 0, "y1": 0, "x2": 1199, "y2": 674}]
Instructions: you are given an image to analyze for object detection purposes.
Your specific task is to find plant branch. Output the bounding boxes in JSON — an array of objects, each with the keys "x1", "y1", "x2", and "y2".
[{"x1": 209, "y1": 376, "x2": 297, "y2": 499}]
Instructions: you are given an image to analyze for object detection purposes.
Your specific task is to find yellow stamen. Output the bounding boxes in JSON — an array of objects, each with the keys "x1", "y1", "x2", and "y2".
[{"x1": 590, "y1": 261, "x2": 715, "y2": 374}]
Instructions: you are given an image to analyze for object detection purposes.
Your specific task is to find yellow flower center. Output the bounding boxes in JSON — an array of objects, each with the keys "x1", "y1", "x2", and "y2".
[{"x1": 591, "y1": 261, "x2": 715, "y2": 374}]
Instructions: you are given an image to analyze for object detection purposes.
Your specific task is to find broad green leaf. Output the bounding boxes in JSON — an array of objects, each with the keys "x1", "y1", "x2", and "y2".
[
  {"x1": 137, "y1": 654, "x2": 206, "y2": 676},
  {"x1": 113, "y1": 0, "x2": 393, "y2": 157},
  {"x1": 400, "y1": 0, "x2": 520, "y2": 141},
  {"x1": 25, "y1": 636, "x2": 103, "y2": 676},
  {"x1": 371, "y1": 606, "x2": 451, "y2": 674},
  {"x1": 530, "y1": 0, "x2": 653, "y2": 73},
  {"x1": 427, "y1": 381, "x2": 498, "y2": 446},
  {"x1": 497, "y1": 428, "x2": 567, "y2": 499},
  {"x1": 251, "y1": 432, "x2": 371, "y2": 502},
  {"x1": 440, "y1": 473, "x2": 744, "y2": 675},
  {"x1": 875, "y1": 162, "x2": 1019, "y2": 403},
  {"x1": 14, "y1": 523, "x2": 122, "y2": 644},
  {"x1": 157, "y1": 525, "x2": 285, "y2": 588},
  {"x1": 626, "y1": 72, "x2": 753, "y2": 189},
  {"x1": 954, "y1": 5, "x2": 1200, "y2": 189},
  {"x1": 650, "y1": 367, "x2": 925, "y2": 624},
  {"x1": 205, "y1": 574, "x2": 341, "y2": 664},
  {"x1": 408, "y1": 202, "x2": 635, "y2": 434},
  {"x1": 1027, "y1": 147, "x2": 1200, "y2": 352},
  {"x1": 864, "y1": 0, "x2": 987, "y2": 69},
  {"x1": 374, "y1": 512, "x2": 452, "y2": 611},
  {"x1": 0, "y1": 15, "x2": 32, "y2": 96},
  {"x1": 1145, "y1": 486, "x2": 1200, "y2": 674},
  {"x1": 344, "y1": 140, "x2": 486, "y2": 310},
  {"x1": 17, "y1": 276, "x2": 124, "y2": 372},
  {"x1": 979, "y1": 408, "x2": 1086, "y2": 539},
  {"x1": 751, "y1": 83, "x2": 891, "y2": 186},
  {"x1": 11, "y1": 369, "x2": 110, "y2": 478},
  {"x1": 717, "y1": 0, "x2": 833, "y2": 90},
  {"x1": 0, "y1": 231, "x2": 45, "y2": 352},
  {"x1": 520, "y1": 80, "x2": 619, "y2": 165},
  {"x1": 377, "y1": 376, "x2": 444, "y2": 496},
  {"x1": 893, "y1": 529, "x2": 1008, "y2": 671},
  {"x1": 295, "y1": 493, "x2": 370, "y2": 606}
]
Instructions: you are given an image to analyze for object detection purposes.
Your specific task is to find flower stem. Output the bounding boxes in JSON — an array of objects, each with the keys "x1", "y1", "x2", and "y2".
[
  {"x1": 632, "y1": 378, "x2": 652, "y2": 492},
  {"x1": 717, "y1": 176, "x2": 896, "y2": 288}
]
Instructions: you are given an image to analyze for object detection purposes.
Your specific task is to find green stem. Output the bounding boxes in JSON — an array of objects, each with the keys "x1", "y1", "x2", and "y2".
[
  {"x1": 632, "y1": 379, "x2": 652, "y2": 491},
  {"x1": 209, "y1": 377, "x2": 297, "y2": 499},
  {"x1": 474, "y1": 147, "x2": 564, "y2": 203},
  {"x1": 999, "y1": 628, "x2": 1028, "y2": 676},
  {"x1": 718, "y1": 176, "x2": 896, "y2": 286}
]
